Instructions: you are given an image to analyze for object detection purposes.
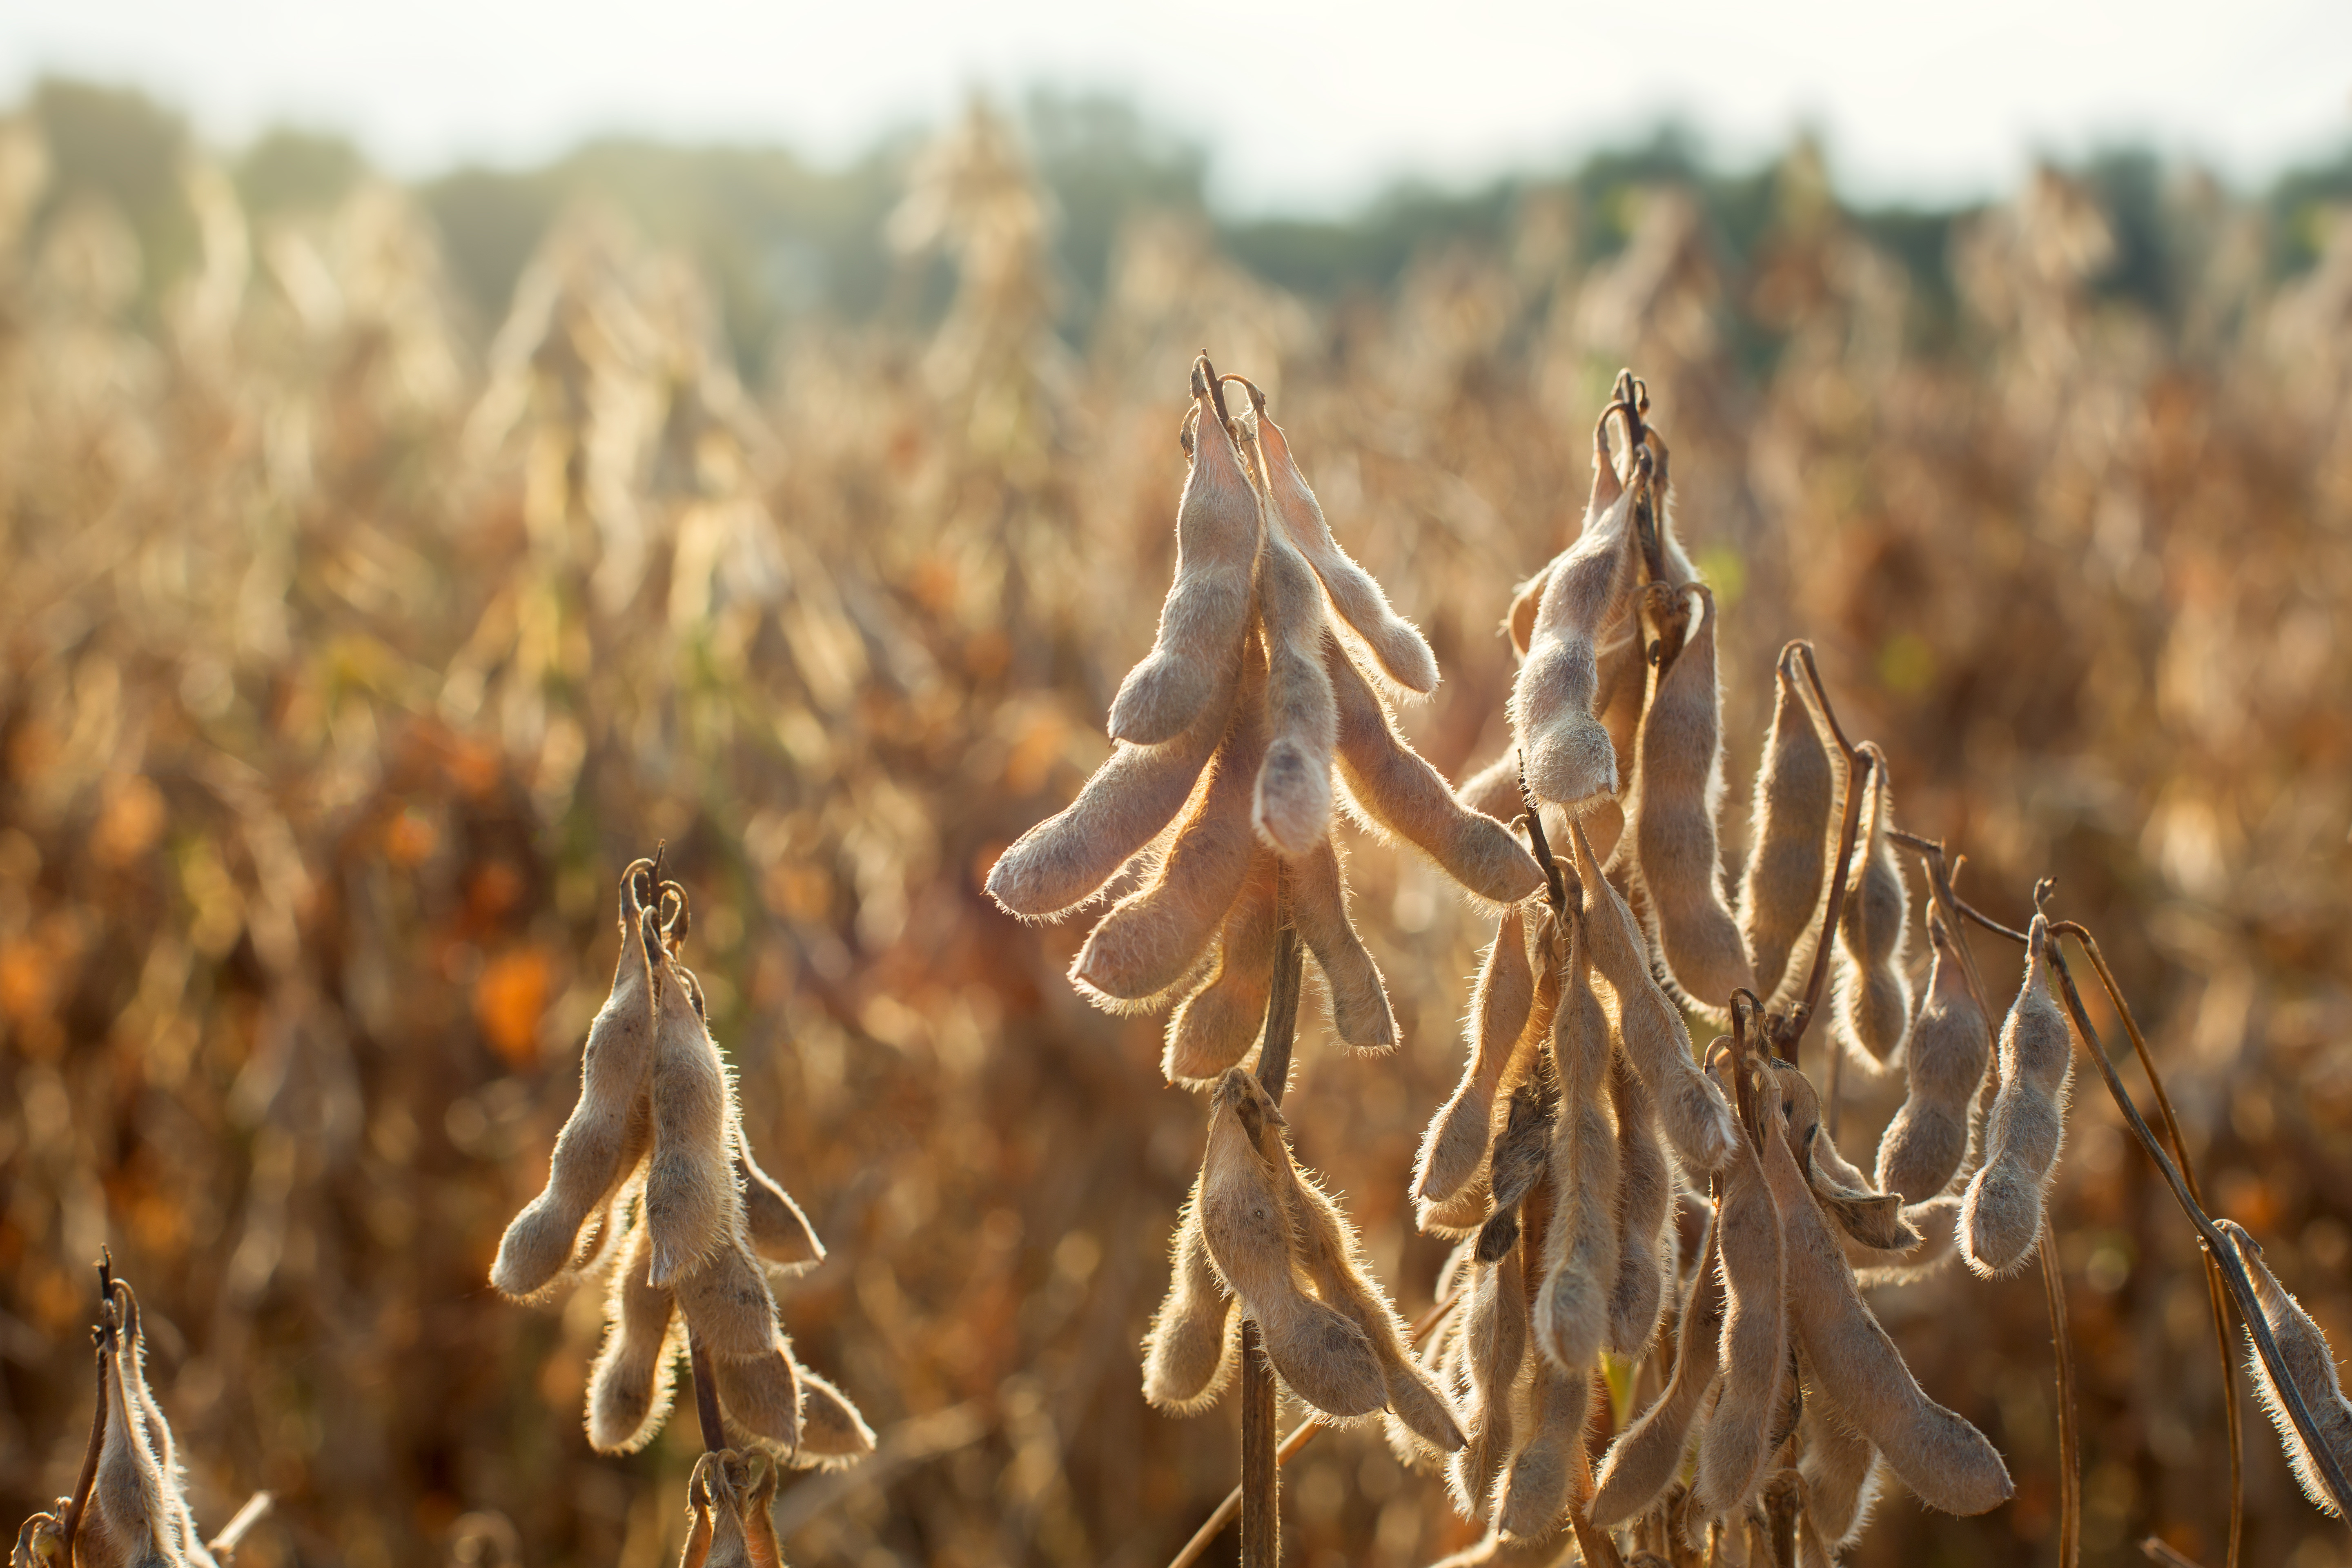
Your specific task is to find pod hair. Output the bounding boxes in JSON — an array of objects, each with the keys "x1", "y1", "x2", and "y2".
[
  {"x1": 1875, "y1": 908, "x2": 1991, "y2": 1203},
  {"x1": 2216, "y1": 1219, "x2": 2352, "y2": 1518},
  {"x1": 1416, "y1": 905, "x2": 1537, "y2": 1207},
  {"x1": 1738, "y1": 652, "x2": 1833, "y2": 1007},
  {"x1": 1511, "y1": 430, "x2": 1639, "y2": 809},
  {"x1": 1142, "y1": 1187, "x2": 1241, "y2": 1415},
  {"x1": 1828, "y1": 745, "x2": 1912, "y2": 1071}
]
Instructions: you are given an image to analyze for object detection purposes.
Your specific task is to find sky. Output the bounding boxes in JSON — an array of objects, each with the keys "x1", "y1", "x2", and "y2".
[{"x1": 3, "y1": 0, "x2": 2349, "y2": 212}]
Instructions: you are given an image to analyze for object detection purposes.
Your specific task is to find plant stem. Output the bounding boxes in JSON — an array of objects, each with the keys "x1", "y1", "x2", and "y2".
[
  {"x1": 2040, "y1": 1236, "x2": 2082, "y2": 1568},
  {"x1": 1239, "y1": 875, "x2": 1304, "y2": 1568},
  {"x1": 60, "y1": 1256, "x2": 117, "y2": 1568},
  {"x1": 688, "y1": 1327, "x2": 727, "y2": 1453}
]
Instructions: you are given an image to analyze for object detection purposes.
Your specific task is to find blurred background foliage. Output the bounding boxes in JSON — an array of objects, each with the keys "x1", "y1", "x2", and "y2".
[{"x1": 3, "y1": 71, "x2": 2352, "y2": 1568}]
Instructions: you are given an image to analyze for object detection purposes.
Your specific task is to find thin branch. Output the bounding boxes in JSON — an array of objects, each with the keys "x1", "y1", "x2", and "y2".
[
  {"x1": 1239, "y1": 873, "x2": 1304, "y2": 1568},
  {"x1": 2040, "y1": 938, "x2": 2352, "y2": 1521},
  {"x1": 2040, "y1": 1236, "x2": 2082, "y2": 1568},
  {"x1": 1517, "y1": 752, "x2": 1572, "y2": 914},
  {"x1": 1165, "y1": 1294, "x2": 1461, "y2": 1568},
  {"x1": 60, "y1": 1254, "x2": 117, "y2": 1568},
  {"x1": 2054, "y1": 923, "x2": 2244, "y2": 1568},
  {"x1": 205, "y1": 1492, "x2": 275, "y2": 1565},
  {"x1": 687, "y1": 1328, "x2": 727, "y2": 1454}
]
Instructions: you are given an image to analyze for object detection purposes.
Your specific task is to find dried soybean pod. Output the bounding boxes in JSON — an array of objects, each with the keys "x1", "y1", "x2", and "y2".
[
  {"x1": 1758, "y1": 1075, "x2": 2012, "y2": 1515},
  {"x1": 1105, "y1": 362, "x2": 1262, "y2": 746},
  {"x1": 1829, "y1": 746, "x2": 1912, "y2": 1069},
  {"x1": 1327, "y1": 639, "x2": 1544, "y2": 902},
  {"x1": 1738, "y1": 653, "x2": 1834, "y2": 1005},
  {"x1": 680, "y1": 1450, "x2": 773, "y2": 1568},
  {"x1": 1256, "y1": 408, "x2": 1440, "y2": 694},
  {"x1": 1875, "y1": 909, "x2": 1991, "y2": 1202},
  {"x1": 1196, "y1": 1069, "x2": 1387, "y2": 1418},
  {"x1": 86, "y1": 1287, "x2": 182, "y2": 1568},
  {"x1": 1535, "y1": 914, "x2": 1619, "y2": 1374},
  {"x1": 984, "y1": 655, "x2": 1240, "y2": 920},
  {"x1": 1164, "y1": 846, "x2": 1280, "y2": 1085},
  {"x1": 1289, "y1": 834, "x2": 1397, "y2": 1050},
  {"x1": 1449, "y1": 1245, "x2": 1529, "y2": 1517},
  {"x1": 1795, "y1": 1374, "x2": 1883, "y2": 1555},
  {"x1": 2216, "y1": 1220, "x2": 2352, "y2": 1516},
  {"x1": 1958, "y1": 915, "x2": 2073, "y2": 1278},
  {"x1": 493, "y1": 864, "x2": 662, "y2": 1298},
  {"x1": 680, "y1": 1455, "x2": 717, "y2": 1568},
  {"x1": 788, "y1": 1367, "x2": 878, "y2": 1469},
  {"x1": 1475, "y1": 1061, "x2": 1559, "y2": 1264},
  {"x1": 588, "y1": 1223, "x2": 682, "y2": 1453},
  {"x1": 1282, "y1": 1159, "x2": 1468, "y2": 1450},
  {"x1": 709, "y1": 1343, "x2": 803, "y2": 1450},
  {"x1": 642, "y1": 941, "x2": 737, "y2": 1286},
  {"x1": 1453, "y1": 751, "x2": 1526, "y2": 826},
  {"x1": 736, "y1": 1134, "x2": 822, "y2": 1272},
  {"x1": 1842, "y1": 1193, "x2": 1964, "y2": 1287},
  {"x1": 1693, "y1": 1088, "x2": 1787, "y2": 1523},
  {"x1": 1512, "y1": 431, "x2": 1640, "y2": 808},
  {"x1": 1253, "y1": 510, "x2": 1340, "y2": 858},
  {"x1": 1494, "y1": 1340, "x2": 1592, "y2": 1541},
  {"x1": 1142, "y1": 1189, "x2": 1240, "y2": 1415},
  {"x1": 1072, "y1": 651, "x2": 1270, "y2": 1005},
  {"x1": 1417, "y1": 905, "x2": 1537, "y2": 1205},
  {"x1": 1506, "y1": 566, "x2": 1549, "y2": 659},
  {"x1": 1592, "y1": 1232, "x2": 1729, "y2": 1527},
  {"x1": 673, "y1": 1232, "x2": 785, "y2": 1361},
  {"x1": 1570, "y1": 818, "x2": 1738, "y2": 1175},
  {"x1": 114, "y1": 1285, "x2": 206, "y2": 1567},
  {"x1": 1625, "y1": 586, "x2": 1755, "y2": 1017},
  {"x1": 1608, "y1": 1056, "x2": 1674, "y2": 1359}
]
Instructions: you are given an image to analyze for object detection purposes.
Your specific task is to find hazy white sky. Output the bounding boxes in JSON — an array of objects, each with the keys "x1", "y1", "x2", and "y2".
[{"x1": 4, "y1": 0, "x2": 2348, "y2": 210}]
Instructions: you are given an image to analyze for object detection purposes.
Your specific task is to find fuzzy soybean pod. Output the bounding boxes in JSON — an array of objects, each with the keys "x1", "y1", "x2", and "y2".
[
  {"x1": 1281, "y1": 1155, "x2": 1468, "y2": 1451},
  {"x1": 2217, "y1": 1220, "x2": 2352, "y2": 1516},
  {"x1": 1072, "y1": 650, "x2": 1271, "y2": 1006},
  {"x1": 1534, "y1": 915, "x2": 1621, "y2": 1374},
  {"x1": 1571, "y1": 818, "x2": 1739, "y2": 1175},
  {"x1": 1795, "y1": 1371, "x2": 1884, "y2": 1556},
  {"x1": 1592, "y1": 1230, "x2": 1730, "y2": 1527},
  {"x1": 588, "y1": 1222, "x2": 682, "y2": 1453},
  {"x1": 1843, "y1": 1193, "x2": 1964, "y2": 1288},
  {"x1": 1693, "y1": 1102, "x2": 1788, "y2": 1523},
  {"x1": 1624, "y1": 586, "x2": 1755, "y2": 1018},
  {"x1": 1608, "y1": 1055, "x2": 1675, "y2": 1359},
  {"x1": 1163, "y1": 848, "x2": 1279, "y2": 1085},
  {"x1": 1512, "y1": 446, "x2": 1639, "y2": 809},
  {"x1": 679, "y1": 1450, "x2": 782, "y2": 1568},
  {"x1": 85, "y1": 1286, "x2": 187, "y2": 1568},
  {"x1": 1106, "y1": 366, "x2": 1262, "y2": 746},
  {"x1": 1253, "y1": 512, "x2": 1340, "y2": 858},
  {"x1": 789, "y1": 1368, "x2": 879, "y2": 1470},
  {"x1": 708, "y1": 1339, "x2": 804, "y2": 1450},
  {"x1": 1875, "y1": 909, "x2": 1992, "y2": 1202},
  {"x1": 1959, "y1": 915, "x2": 2074, "y2": 1278},
  {"x1": 1418, "y1": 906, "x2": 1538, "y2": 1206},
  {"x1": 1197, "y1": 1069, "x2": 1388, "y2": 1418},
  {"x1": 1453, "y1": 751, "x2": 1527, "y2": 828},
  {"x1": 1327, "y1": 639, "x2": 1544, "y2": 903},
  {"x1": 1256, "y1": 409, "x2": 1439, "y2": 694},
  {"x1": 1290, "y1": 834, "x2": 1398, "y2": 1050},
  {"x1": 493, "y1": 864, "x2": 662, "y2": 1298},
  {"x1": 1738, "y1": 655, "x2": 1834, "y2": 1006},
  {"x1": 1829, "y1": 746, "x2": 1912, "y2": 1069},
  {"x1": 735, "y1": 1134, "x2": 823, "y2": 1272},
  {"x1": 984, "y1": 652, "x2": 1240, "y2": 920},
  {"x1": 1759, "y1": 1080, "x2": 2012, "y2": 1515},
  {"x1": 1494, "y1": 1335, "x2": 1592, "y2": 1541},
  {"x1": 1142, "y1": 1188, "x2": 1240, "y2": 1415},
  {"x1": 642, "y1": 943, "x2": 737, "y2": 1286},
  {"x1": 1449, "y1": 1245, "x2": 1530, "y2": 1518}
]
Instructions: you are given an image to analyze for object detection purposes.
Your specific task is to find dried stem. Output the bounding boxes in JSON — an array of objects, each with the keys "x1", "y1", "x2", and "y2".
[
  {"x1": 2040, "y1": 1235, "x2": 2083, "y2": 1568},
  {"x1": 1239, "y1": 872, "x2": 1304, "y2": 1568},
  {"x1": 687, "y1": 1327, "x2": 727, "y2": 1454},
  {"x1": 2141, "y1": 1538, "x2": 2209, "y2": 1568},
  {"x1": 2060, "y1": 924, "x2": 2245, "y2": 1568},
  {"x1": 205, "y1": 1492, "x2": 275, "y2": 1564},
  {"x1": 1164, "y1": 1296, "x2": 1461, "y2": 1568},
  {"x1": 2034, "y1": 935, "x2": 2352, "y2": 1521},
  {"x1": 1516, "y1": 752, "x2": 1573, "y2": 914},
  {"x1": 59, "y1": 1254, "x2": 117, "y2": 1568}
]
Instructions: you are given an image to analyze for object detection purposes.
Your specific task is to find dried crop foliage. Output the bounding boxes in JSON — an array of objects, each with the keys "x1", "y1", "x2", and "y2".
[{"x1": 4, "y1": 94, "x2": 2352, "y2": 1568}]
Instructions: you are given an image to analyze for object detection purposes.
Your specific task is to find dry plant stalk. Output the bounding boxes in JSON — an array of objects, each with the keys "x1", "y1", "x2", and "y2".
[{"x1": 487, "y1": 858, "x2": 872, "y2": 1555}]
